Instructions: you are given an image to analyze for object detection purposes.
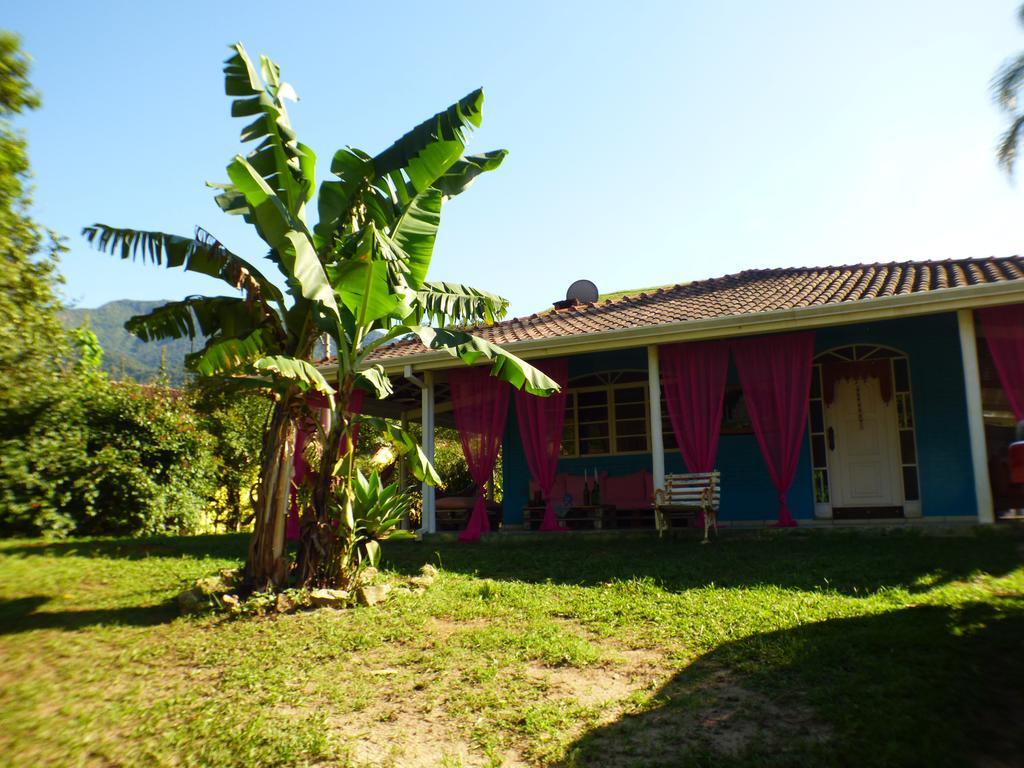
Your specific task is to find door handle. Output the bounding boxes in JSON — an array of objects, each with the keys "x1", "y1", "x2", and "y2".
[{"x1": 827, "y1": 427, "x2": 835, "y2": 451}]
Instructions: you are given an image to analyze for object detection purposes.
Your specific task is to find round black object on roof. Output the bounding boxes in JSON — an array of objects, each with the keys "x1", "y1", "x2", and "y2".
[{"x1": 566, "y1": 279, "x2": 599, "y2": 304}]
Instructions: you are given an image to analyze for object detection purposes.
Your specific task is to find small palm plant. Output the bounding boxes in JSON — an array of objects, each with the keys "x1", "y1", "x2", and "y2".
[
  {"x1": 349, "y1": 470, "x2": 415, "y2": 576},
  {"x1": 85, "y1": 44, "x2": 556, "y2": 590}
]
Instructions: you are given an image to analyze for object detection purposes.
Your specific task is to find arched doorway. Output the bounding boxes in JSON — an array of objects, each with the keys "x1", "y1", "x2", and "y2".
[{"x1": 809, "y1": 345, "x2": 921, "y2": 519}]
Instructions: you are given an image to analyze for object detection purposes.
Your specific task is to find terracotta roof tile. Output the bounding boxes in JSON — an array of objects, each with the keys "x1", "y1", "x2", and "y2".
[{"x1": 367, "y1": 257, "x2": 1024, "y2": 362}]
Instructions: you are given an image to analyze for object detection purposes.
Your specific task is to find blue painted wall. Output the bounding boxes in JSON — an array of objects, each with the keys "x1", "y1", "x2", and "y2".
[{"x1": 500, "y1": 312, "x2": 975, "y2": 524}]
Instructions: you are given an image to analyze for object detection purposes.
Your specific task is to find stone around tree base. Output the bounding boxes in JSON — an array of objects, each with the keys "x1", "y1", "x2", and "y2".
[
  {"x1": 356, "y1": 584, "x2": 391, "y2": 606},
  {"x1": 309, "y1": 588, "x2": 351, "y2": 608}
]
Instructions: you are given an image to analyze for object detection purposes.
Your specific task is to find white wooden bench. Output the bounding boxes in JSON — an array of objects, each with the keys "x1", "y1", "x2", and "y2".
[{"x1": 653, "y1": 471, "x2": 721, "y2": 543}]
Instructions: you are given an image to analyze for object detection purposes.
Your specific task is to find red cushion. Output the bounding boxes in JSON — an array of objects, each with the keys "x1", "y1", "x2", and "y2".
[
  {"x1": 1011, "y1": 441, "x2": 1024, "y2": 484},
  {"x1": 602, "y1": 470, "x2": 652, "y2": 508}
]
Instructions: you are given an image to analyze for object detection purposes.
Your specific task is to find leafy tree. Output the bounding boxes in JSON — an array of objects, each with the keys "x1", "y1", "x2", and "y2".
[
  {"x1": 0, "y1": 31, "x2": 69, "y2": 532},
  {"x1": 0, "y1": 32, "x2": 65, "y2": 412},
  {"x1": 85, "y1": 44, "x2": 557, "y2": 590}
]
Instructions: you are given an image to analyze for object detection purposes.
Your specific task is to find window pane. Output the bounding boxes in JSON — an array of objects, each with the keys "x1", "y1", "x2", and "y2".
[
  {"x1": 580, "y1": 422, "x2": 609, "y2": 439},
  {"x1": 614, "y1": 384, "x2": 645, "y2": 399},
  {"x1": 577, "y1": 390, "x2": 608, "y2": 408},
  {"x1": 897, "y1": 393, "x2": 913, "y2": 430},
  {"x1": 560, "y1": 423, "x2": 576, "y2": 456},
  {"x1": 902, "y1": 466, "x2": 920, "y2": 501},
  {"x1": 810, "y1": 366, "x2": 822, "y2": 399},
  {"x1": 616, "y1": 435, "x2": 647, "y2": 453},
  {"x1": 580, "y1": 437, "x2": 610, "y2": 455},
  {"x1": 615, "y1": 402, "x2": 646, "y2": 421},
  {"x1": 613, "y1": 371, "x2": 648, "y2": 384},
  {"x1": 812, "y1": 434, "x2": 827, "y2": 468},
  {"x1": 893, "y1": 358, "x2": 910, "y2": 392},
  {"x1": 813, "y1": 469, "x2": 830, "y2": 503},
  {"x1": 660, "y1": 397, "x2": 677, "y2": 449},
  {"x1": 578, "y1": 410, "x2": 608, "y2": 425},
  {"x1": 810, "y1": 400, "x2": 824, "y2": 433},
  {"x1": 560, "y1": 393, "x2": 577, "y2": 456},
  {"x1": 722, "y1": 387, "x2": 753, "y2": 433},
  {"x1": 615, "y1": 418, "x2": 647, "y2": 437},
  {"x1": 662, "y1": 418, "x2": 677, "y2": 450},
  {"x1": 899, "y1": 430, "x2": 916, "y2": 465}
]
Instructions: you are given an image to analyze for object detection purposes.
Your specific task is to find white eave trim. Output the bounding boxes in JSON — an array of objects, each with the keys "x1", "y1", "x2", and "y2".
[{"x1": 325, "y1": 279, "x2": 1024, "y2": 377}]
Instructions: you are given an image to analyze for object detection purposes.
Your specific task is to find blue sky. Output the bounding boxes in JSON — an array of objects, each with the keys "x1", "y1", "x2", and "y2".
[{"x1": 8, "y1": 1, "x2": 1024, "y2": 316}]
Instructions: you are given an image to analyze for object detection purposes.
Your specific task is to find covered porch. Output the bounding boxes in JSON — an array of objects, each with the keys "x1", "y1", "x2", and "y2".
[{"x1": 353, "y1": 306, "x2": 1024, "y2": 539}]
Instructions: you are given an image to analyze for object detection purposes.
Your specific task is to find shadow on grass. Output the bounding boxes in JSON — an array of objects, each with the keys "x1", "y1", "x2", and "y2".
[
  {"x1": 0, "y1": 595, "x2": 178, "y2": 635},
  {"x1": 556, "y1": 601, "x2": 1024, "y2": 768},
  {"x1": 383, "y1": 529, "x2": 1023, "y2": 597},
  {"x1": 0, "y1": 533, "x2": 249, "y2": 562}
]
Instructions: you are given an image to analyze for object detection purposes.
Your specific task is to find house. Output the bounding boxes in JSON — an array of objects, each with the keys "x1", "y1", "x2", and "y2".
[{"x1": 325, "y1": 256, "x2": 1024, "y2": 537}]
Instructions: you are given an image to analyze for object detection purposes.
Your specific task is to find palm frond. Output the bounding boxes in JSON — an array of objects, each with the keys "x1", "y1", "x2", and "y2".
[
  {"x1": 253, "y1": 356, "x2": 335, "y2": 399},
  {"x1": 414, "y1": 281, "x2": 509, "y2": 326},
  {"x1": 397, "y1": 326, "x2": 559, "y2": 396},
  {"x1": 226, "y1": 155, "x2": 341, "y2": 332},
  {"x1": 992, "y1": 52, "x2": 1024, "y2": 112},
  {"x1": 433, "y1": 150, "x2": 507, "y2": 199},
  {"x1": 223, "y1": 42, "x2": 314, "y2": 220},
  {"x1": 125, "y1": 295, "x2": 272, "y2": 343},
  {"x1": 185, "y1": 329, "x2": 275, "y2": 377},
  {"x1": 997, "y1": 113, "x2": 1024, "y2": 175},
  {"x1": 372, "y1": 89, "x2": 485, "y2": 194},
  {"x1": 81, "y1": 224, "x2": 284, "y2": 305}
]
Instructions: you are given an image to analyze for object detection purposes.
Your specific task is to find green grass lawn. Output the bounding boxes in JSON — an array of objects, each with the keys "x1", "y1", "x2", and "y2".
[{"x1": 0, "y1": 530, "x2": 1021, "y2": 768}]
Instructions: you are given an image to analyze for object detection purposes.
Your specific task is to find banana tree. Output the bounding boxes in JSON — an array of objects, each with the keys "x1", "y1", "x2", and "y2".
[{"x1": 84, "y1": 43, "x2": 557, "y2": 591}]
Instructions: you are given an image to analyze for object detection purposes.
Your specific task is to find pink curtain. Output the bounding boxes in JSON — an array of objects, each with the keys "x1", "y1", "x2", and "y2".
[
  {"x1": 978, "y1": 305, "x2": 1024, "y2": 420},
  {"x1": 514, "y1": 358, "x2": 569, "y2": 532},
  {"x1": 660, "y1": 341, "x2": 730, "y2": 473},
  {"x1": 286, "y1": 389, "x2": 365, "y2": 541},
  {"x1": 731, "y1": 332, "x2": 815, "y2": 527},
  {"x1": 449, "y1": 367, "x2": 510, "y2": 543},
  {"x1": 660, "y1": 340, "x2": 729, "y2": 529}
]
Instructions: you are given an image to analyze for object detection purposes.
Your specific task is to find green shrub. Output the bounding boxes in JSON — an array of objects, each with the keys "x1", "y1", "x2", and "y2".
[{"x1": 0, "y1": 367, "x2": 218, "y2": 537}]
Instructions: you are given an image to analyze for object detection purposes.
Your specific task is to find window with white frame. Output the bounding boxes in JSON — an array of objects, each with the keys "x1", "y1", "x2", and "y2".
[{"x1": 560, "y1": 371, "x2": 650, "y2": 457}]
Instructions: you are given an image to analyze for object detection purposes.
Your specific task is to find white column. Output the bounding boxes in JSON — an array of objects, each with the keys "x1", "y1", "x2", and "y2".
[
  {"x1": 647, "y1": 345, "x2": 666, "y2": 494},
  {"x1": 958, "y1": 309, "x2": 995, "y2": 524},
  {"x1": 420, "y1": 370, "x2": 437, "y2": 534}
]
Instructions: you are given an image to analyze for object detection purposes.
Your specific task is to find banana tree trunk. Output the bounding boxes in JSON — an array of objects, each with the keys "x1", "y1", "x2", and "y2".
[
  {"x1": 296, "y1": 385, "x2": 354, "y2": 588},
  {"x1": 243, "y1": 397, "x2": 297, "y2": 591}
]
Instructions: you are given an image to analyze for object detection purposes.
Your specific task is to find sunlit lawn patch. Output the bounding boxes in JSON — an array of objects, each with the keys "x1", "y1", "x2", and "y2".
[{"x1": 0, "y1": 529, "x2": 1020, "y2": 767}]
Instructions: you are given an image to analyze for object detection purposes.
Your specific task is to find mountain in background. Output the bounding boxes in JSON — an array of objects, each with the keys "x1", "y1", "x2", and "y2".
[{"x1": 61, "y1": 300, "x2": 200, "y2": 385}]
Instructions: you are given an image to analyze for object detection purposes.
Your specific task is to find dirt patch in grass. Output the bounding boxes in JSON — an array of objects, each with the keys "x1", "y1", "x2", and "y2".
[
  {"x1": 331, "y1": 704, "x2": 528, "y2": 768},
  {"x1": 571, "y1": 666, "x2": 830, "y2": 765},
  {"x1": 523, "y1": 642, "x2": 666, "y2": 710},
  {"x1": 422, "y1": 616, "x2": 490, "y2": 641},
  {"x1": 523, "y1": 663, "x2": 638, "y2": 709},
  {"x1": 324, "y1": 619, "x2": 672, "y2": 767}
]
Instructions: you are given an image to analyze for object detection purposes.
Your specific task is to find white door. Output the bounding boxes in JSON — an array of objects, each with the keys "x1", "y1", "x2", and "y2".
[{"x1": 825, "y1": 375, "x2": 903, "y2": 509}]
